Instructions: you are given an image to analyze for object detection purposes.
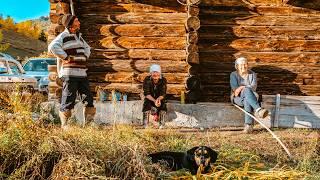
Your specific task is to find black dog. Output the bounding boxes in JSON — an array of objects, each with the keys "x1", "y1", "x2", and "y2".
[{"x1": 148, "y1": 146, "x2": 218, "y2": 175}]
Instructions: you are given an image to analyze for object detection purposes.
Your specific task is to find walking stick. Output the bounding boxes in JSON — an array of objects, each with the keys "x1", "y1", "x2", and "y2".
[{"x1": 233, "y1": 104, "x2": 293, "y2": 159}]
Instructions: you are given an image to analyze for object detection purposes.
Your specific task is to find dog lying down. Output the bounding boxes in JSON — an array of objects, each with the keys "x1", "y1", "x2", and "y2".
[{"x1": 148, "y1": 146, "x2": 218, "y2": 175}]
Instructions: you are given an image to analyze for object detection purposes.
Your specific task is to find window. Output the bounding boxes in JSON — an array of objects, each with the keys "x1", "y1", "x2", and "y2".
[{"x1": 8, "y1": 62, "x2": 21, "y2": 75}]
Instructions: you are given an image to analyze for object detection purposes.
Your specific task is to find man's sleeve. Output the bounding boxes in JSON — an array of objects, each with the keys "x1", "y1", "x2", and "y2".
[
  {"x1": 83, "y1": 38, "x2": 91, "y2": 58},
  {"x1": 48, "y1": 35, "x2": 68, "y2": 60}
]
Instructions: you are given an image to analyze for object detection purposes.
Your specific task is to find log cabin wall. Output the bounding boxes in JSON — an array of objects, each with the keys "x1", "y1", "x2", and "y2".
[
  {"x1": 48, "y1": 0, "x2": 320, "y2": 102},
  {"x1": 199, "y1": 0, "x2": 320, "y2": 102},
  {"x1": 48, "y1": 0, "x2": 202, "y2": 101}
]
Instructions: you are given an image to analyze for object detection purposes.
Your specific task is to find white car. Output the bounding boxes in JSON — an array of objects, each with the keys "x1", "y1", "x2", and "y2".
[{"x1": 0, "y1": 53, "x2": 37, "y2": 91}]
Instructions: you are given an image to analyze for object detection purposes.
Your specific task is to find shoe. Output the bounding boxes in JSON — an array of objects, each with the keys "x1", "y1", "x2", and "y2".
[
  {"x1": 84, "y1": 107, "x2": 96, "y2": 126},
  {"x1": 255, "y1": 108, "x2": 269, "y2": 119},
  {"x1": 59, "y1": 110, "x2": 72, "y2": 130},
  {"x1": 243, "y1": 124, "x2": 253, "y2": 133},
  {"x1": 159, "y1": 125, "x2": 164, "y2": 129}
]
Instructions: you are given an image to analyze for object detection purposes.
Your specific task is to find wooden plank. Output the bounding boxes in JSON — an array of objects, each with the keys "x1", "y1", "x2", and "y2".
[
  {"x1": 98, "y1": 37, "x2": 186, "y2": 50},
  {"x1": 88, "y1": 72, "x2": 188, "y2": 84},
  {"x1": 274, "y1": 94, "x2": 281, "y2": 128},
  {"x1": 278, "y1": 115, "x2": 320, "y2": 129},
  {"x1": 256, "y1": 6, "x2": 320, "y2": 16},
  {"x1": 199, "y1": 25, "x2": 320, "y2": 40},
  {"x1": 200, "y1": 15, "x2": 320, "y2": 26},
  {"x1": 77, "y1": 0, "x2": 187, "y2": 7},
  {"x1": 90, "y1": 82, "x2": 185, "y2": 95},
  {"x1": 78, "y1": 3, "x2": 187, "y2": 13},
  {"x1": 87, "y1": 60, "x2": 188, "y2": 73},
  {"x1": 90, "y1": 49, "x2": 186, "y2": 60},
  {"x1": 199, "y1": 38, "x2": 320, "y2": 52},
  {"x1": 79, "y1": 13, "x2": 187, "y2": 24},
  {"x1": 201, "y1": 0, "x2": 284, "y2": 6},
  {"x1": 83, "y1": 24, "x2": 186, "y2": 37}
]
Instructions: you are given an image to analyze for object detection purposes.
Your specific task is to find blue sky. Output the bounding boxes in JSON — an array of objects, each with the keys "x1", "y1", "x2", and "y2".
[{"x1": 0, "y1": 0, "x2": 50, "y2": 22}]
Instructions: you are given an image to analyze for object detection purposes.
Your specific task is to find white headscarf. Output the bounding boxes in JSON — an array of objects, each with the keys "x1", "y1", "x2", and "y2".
[
  {"x1": 235, "y1": 57, "x2": 247, "y2": 69},
  {"x1": 150, "y1": 64, "x2": 162, "y2": 78}
]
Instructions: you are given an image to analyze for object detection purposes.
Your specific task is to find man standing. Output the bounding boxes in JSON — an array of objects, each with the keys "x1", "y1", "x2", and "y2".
[{"x1": 48, "y1": 14, "x2": 95, "y2": 129}]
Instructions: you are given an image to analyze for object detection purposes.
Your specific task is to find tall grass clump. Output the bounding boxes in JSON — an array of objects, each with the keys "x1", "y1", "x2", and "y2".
[{"x1": 0, "y1": 90, "x2": 319, "y2": 179}]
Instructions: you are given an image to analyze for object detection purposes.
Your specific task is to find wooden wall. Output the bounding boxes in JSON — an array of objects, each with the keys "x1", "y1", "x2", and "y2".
[
  {"x1": 48, "y1": 0, "x2": 320, "y2": 102},
  {"x1": 199, "y1": 0, "x2": 320, "y2": 102},
  {"x1": 74, "y1": 0, "x2": 202, "y2": 100}
]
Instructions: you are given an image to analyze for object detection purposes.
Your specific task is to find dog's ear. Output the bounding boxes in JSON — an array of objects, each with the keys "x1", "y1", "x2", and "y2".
[
  {"x1": 186, "y1": 146, "x2": 199, "y2": 161},
  {"x1": 207, "y1": 148, "x2": 218, "y2": 164}
]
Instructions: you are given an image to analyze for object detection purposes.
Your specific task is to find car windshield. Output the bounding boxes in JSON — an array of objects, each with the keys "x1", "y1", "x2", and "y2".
[
  {"x1": 8, "y1": 61, "x2": 22, "y2": 75},
  {"x1": 24, "y1": 59, "x2": 56, "y2": 72}
]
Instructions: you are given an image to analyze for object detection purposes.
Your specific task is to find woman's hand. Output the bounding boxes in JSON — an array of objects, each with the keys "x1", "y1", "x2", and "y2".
[
  {"x1": 235, "y1": 86, "x2": 245, "y2": 97},
  {"x1": 155, "y1": 98, "x2": 161, "y2": 107}
]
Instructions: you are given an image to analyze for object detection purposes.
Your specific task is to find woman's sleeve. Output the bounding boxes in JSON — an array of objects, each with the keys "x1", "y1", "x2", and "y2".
[
  {"x1": 143, "y1": 78, "x2": 151, "y2": 96},
  {"x1": 230, "y1": 72, "x2": 239, "y2": 91},
  {"x1": 246, "y1": 73, "x2": 257, "y2": 91}
]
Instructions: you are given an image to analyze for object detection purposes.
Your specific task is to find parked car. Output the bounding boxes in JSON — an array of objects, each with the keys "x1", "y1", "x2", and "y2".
[
  {"x1": 0, "y1": 53, "x2": 37, "y2": 91},
  {"x1": 23, "y1": 58, "x2": 56, "y2": 92}
]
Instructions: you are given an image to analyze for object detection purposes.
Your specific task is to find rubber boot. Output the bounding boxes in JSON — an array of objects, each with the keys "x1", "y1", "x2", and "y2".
[
  {"x1": 159, "y1": 111, "x2": 167, "y2": 129},
  {"x1": 143, "y1": 111, "x2": 150, "y2": 128},
  {"x1": 59, "y1": 110, "x2": 72, "y2": 130},
  {"x1": 84, "y1": 107, "x2": 96, "y2": 127}
]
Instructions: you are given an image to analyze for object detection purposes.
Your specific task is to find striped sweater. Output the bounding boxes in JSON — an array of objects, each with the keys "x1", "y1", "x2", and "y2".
[{"x1": 48, "y1": 29, "x2": 91, "y2": 78}]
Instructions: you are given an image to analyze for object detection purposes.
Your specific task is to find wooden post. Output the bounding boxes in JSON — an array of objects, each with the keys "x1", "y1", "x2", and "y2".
[{"x1": 274, "y1": 94, "x2": 281, "y2": 128}]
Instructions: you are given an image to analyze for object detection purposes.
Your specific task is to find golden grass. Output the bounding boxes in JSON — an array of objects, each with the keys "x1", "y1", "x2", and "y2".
[{"x1": 0, "y1": 91, "x2": 319, "y2": 179}]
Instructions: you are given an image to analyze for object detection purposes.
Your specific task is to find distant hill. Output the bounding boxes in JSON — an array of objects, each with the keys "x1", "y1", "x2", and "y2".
[
  {"x1": 0, "y1": 16, "x2": 50, "y2": 60},
  {"x1": 1, "y1": 30, "x2": 47, "y2": 60},
  {"x1": 31, "y1": 16, "x2": 50, "y2": 32}
]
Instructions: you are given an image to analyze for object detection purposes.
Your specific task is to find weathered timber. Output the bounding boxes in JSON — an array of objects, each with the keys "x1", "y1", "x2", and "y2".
[
  {"x1": 262, "y1": 95, "x2": 320, "y2": 129},
  {"x1": 78, "y1": 3, "x2": 186, "y2": 13},
  {"x1": 187, "y1": 0, "x2": 201, "y2": 5},
  {"x1": 90, "y1": 49, "x2": 186, "y2": 60},
  {"x1": 188, "y1": 6, "x2": 200, "y2": 16},
  {"x1": 86, "y1": 60, "x2": 188, "y2": 73},
  {"x1": 200, "y1": 15, "x2": 320, "y2": 26},
  {"x1": 200, "y1": 52, "x2": 320, "y2": 64},
  {"x1": 79, "y1": 13, "x2": 187, "y2": 24},
  {"x1": 185, "y1": 16, "x2": 200, "y2": 31},
  {"x1": 186, "y1": 44, "x2": 199, "y2": 53},
  {"x1": 198, "y1": 38, "x2": 320, "y2": 52},
  {"x1": 199, "y1": 25, "x2": 320, "y2": 40},
  {"x1": 48, "y1": 24, "x2": 65, "y2": 36},
  {"x1": 95, "y1": 24, "x2": 186, "y2": 37},
  {"x1": 90, "y1": 83, "x2": 185, "y2": 94},
  {"x1": 49, "y1": 13, "x2": 64, "y2": 24},
  {"x1": 186, "y1": 53, "x2": 199, "y2": 64},
  {"x1": 56, "y1": 2, "x2": 70, "y2": 14},
  {"x1": 99, "y1": 37, "x2": 186, "y2": 50},
  {"x1": 88, "y1": 72, "x2": 188, "y2": 84},
  {"x1": 187, "y1": 31, "x2": 198, "y2": 44}
]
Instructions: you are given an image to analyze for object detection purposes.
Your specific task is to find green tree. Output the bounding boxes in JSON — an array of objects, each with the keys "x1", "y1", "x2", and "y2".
[{"x1": 38, "y1": 30, "x2": 47, "y2": 42}]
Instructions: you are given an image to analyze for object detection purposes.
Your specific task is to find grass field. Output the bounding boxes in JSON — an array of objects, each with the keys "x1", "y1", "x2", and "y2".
[{"x1": 0, "y1": 91, "x2": 319, "y2": 179}]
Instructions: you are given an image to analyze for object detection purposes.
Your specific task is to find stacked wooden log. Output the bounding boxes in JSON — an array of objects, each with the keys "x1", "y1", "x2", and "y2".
[
  {"x1": 199, "y1": 0, "x2": 320, "y2": 102},
  {"x1": 48, "y1": 65, "x2": 62, "y2": 101},
  {"x1": 71, "y1": 0, "x2": 201, "y2": 100},
  {"x1": 48, "y1": 0, "x2": 71, "y2": 101},
  {"x1": 48, "y1": 0, "x2": 71, "y2": 43}
]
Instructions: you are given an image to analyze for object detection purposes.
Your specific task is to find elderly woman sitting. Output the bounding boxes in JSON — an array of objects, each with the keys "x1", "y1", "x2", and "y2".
[
  {"x1": 142, "y1": 64, "x2": 167, "y2": 128},
  {"x1": 230, "y1": 57, "x2": 269, "y2": 133}
]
